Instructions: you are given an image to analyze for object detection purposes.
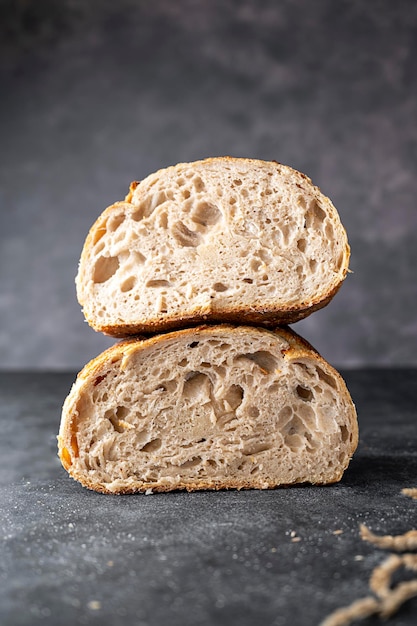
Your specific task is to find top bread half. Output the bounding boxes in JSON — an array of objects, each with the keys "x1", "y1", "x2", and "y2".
[{"x1": 76, "y1": 157, "x2": 350, "y2": 337}]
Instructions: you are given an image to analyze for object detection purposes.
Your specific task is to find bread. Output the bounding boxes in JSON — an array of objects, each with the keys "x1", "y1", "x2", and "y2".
[
  {"x1": 76, "y1": 157, "x2": 350, "y2": 337},
  {"x1": 58, "y1": 325, "x2": 358, "y2": 494}
]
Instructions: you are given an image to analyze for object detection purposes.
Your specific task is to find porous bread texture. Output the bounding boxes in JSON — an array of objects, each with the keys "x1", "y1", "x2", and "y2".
[
  {"x1": 58, "y1": 325, "x2": 358, "y2": 494},
  {"x1": 76, "y1": 157, "x2": 350, "y2": 336}
]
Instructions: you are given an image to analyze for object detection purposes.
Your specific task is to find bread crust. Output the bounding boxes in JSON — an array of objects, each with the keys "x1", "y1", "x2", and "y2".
[
  {"x1": 58, "y1": 325, "x2": 358, "y2": 494},
  {"x1": 76, "y1": 157, "x2": 350, "y2": 336}
]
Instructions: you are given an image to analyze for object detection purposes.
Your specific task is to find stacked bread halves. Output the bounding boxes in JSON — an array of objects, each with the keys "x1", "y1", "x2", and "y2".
[{"x1": 58, "y1": 158, "x2": 358, "y2": 493}]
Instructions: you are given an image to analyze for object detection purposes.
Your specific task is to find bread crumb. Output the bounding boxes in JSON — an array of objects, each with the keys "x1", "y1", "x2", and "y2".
[
  {"x1": 145, "y1": 488, "x2": 154, "y2": 495},
  {"x1": 87, "y1": 600, "x2": 101, "y2": 611},
  {"x1": 332, "y1": 529, "x2": 343, "y2": 535},
  {"x1": 291, "y1": 537, "x2": 301, "y2": 543},
  {"x1": 354, "y1": 555, "x2": 364, "y2": 561}
]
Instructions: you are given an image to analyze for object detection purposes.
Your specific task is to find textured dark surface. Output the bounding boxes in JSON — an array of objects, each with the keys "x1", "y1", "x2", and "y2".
[
  {"x1": 1, "y1": 370, "x2": 417, "y2": 626},
  {"x1": 1, "y1": 0, "x2": 417, "y2": 368}
]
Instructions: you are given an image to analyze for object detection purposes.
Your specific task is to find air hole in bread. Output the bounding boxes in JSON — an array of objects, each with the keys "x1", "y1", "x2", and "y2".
[
  {"x1": 280, "y1": 224, "x2": 291, "y2": 245},
  {"x1": 257, "y1": 248, "x2": 272, "y2": 263},
  {"x1": 178, "y1": 358, "x2": 188, "y2": 367},
  {"x1": 338, "y1": 451, "x2": 346, "y2": 463},
  {"x1": 180, "y1": 457, "x2": 202, "y2": 469},
  {"x1": 131, "y1": 205, "x2": 146, "y2": 222},
  {"x1": 213, "y1": 282, "x2": 228, "y2": 292},
  {"x1": 296, "y1": 385, "x2": 314, "y2": 402},
  {"x1": 239, "y1": 351, "x2": 278, "y2": 374},
  {"x1": 172, "y1": 221, "x2": 201, "y2": 247},
  {"x1": 156, "y1": 294, "x2": 167, "y2": 313},
  {"x1": 191, "y1": 201, "x2": 222, "y2": 227},
  {"x1": 309, "y1": 259, "x2": 318, "y2": 272},
  {"x1": 248, "y1": 406, "x2": 260, "y2": 418},
  {"x1": 223, "y1": 385, "x2": 244, "y2": 411},
  {"x1": 250, "y1": 466, "x2": 260, "y2": 474},
  {"x1": 340, "y1": 425, "x2": 349, "y2": 443},
  {"x1": 158, "y1": 212, "x2": 168, "y2": 229},
  {"x1": 94, "y1": 373, "x2": 108, "y2": 387},
  {"x1": 316, "y1": 366, "x2": 337, "y2": 389},
  {"x1": 92, "y1": 225, "x2": 107, "y2": 245},
  {"x1": 250, "y1": 259, "x2": 262, "y2": 272},
  {"x1": 193, "y1": 177, "x2": 205, "y2": 192},
  {"x1": 297, "y1": 195, "x2": 307, "y2": 210},
  {"x1": 188, "y1": 341, "x2": 199, "y2": 348},
  {"x1": 243, "y1": 278, "x2": 253, "y2": 284},
  {"x1": 217, "y1": 412, "x2": 236, "y2": 428},
  {"x1": 297, "y1": 406, "x2": 316, "y2": 432},
  {"x1": 284, "y1": 416, "x2": 305, "y2": 450},
  {"x1": 116, "y1": 406, "x2": 129, "y2": 419},
  {"x1": 297, "y1": 238, "x2": 307, "y2": 253},
  {"x1": 325, "y1": 222, "x2": 334, "y2": 239},
  {"x1": 120, "y1": 276, "x2": 137, "y2": 293},
  {"x1": 150, "y1": 192, "x2": 167, "y2": 211},
  {"x1": 182, "y1": 372, "x2": 212, "y2": 401},
  {"x1": 92, "y1": 255, "x2": 120, "y2": 283},
  {"x1": 293, "y1": 361, "x2": 314, "y2": 376},
  {"x1": 107, "y1": 214, "x2": 125, "y2": 232},
  {"x1": 145, "y1": 279, "x2": 171, "y2": 288},
  {"x1": 243, "y1": 442, "x2": 272, "y2": 456},
  {"x1": 233, "y1": 179, "x2": 242, "y2": 186},
  {"x1": 94, "y1": 241, "x2": 106, "y2": 254},
  {"x1": 105, "y1": 407, "x2": 130, "y2": 433},
  {"x1": 278, "y1": 405, "x2": 293, "y2": 425},
  {"x1": 305, "y1": 200, "x2": 326, "y2": 228},
  {"x1": 182, "y1": 189, "x2": 191, "y2": 199},
  {"x1": 131, "y1": 250, "x2": 146, "y2": 264},
  {"x1": 140, "y1": 438, "x2": 162, "y2": 453}
]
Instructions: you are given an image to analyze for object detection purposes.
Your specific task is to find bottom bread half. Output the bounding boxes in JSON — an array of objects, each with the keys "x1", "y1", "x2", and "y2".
[{"x1": 58, "y1": 325, "x2": 358, "y2": 493}]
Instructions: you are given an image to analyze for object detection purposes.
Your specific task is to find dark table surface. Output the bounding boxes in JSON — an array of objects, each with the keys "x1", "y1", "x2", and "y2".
[{"x1": 1, "y1": 369, "x2": 417, "y2": 626}]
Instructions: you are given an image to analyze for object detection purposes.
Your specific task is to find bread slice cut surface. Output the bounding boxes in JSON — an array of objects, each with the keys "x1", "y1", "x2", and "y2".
[
  {"x1": 76, "y1": 157, "x2": 350, "y2": 336},
  {"x1": 58, "y1": 325, "x2": 358, "y2": 493}
]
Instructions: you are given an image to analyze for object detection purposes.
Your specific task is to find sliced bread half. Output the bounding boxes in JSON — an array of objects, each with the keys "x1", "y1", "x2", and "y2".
[
  {"x1": 58, "y1": 325, "x2": 358, "y2": 493},
  {"x1": 76, "y1": 158, "x2": 350, "y2": 336}
]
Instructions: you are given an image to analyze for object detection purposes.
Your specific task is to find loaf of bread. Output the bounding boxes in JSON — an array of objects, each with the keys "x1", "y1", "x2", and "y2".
[
  {"x1": 58, "y1": 325, "x2": 358, "y2": 494},
  {"x1": 76, "y1": 157, "x2": 350, "y2": 337}
]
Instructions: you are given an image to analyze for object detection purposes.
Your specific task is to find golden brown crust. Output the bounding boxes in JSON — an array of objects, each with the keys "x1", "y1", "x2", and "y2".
[{"x1": 58, "y1": 324, "x2": 358, "y2": 494}]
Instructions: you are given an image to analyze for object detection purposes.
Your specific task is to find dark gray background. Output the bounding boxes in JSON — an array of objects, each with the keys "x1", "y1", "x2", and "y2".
[{"x1": 1, "y1": 0, "x2": 416, "y2": 369}]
